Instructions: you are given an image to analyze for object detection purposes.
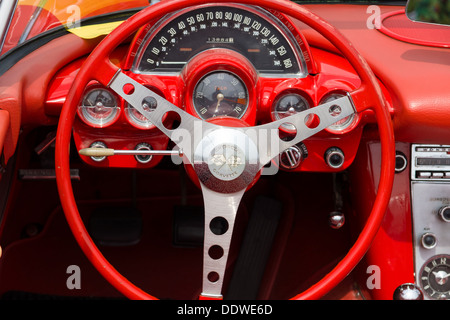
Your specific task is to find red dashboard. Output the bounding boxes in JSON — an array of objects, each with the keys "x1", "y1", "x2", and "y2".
[{"x1": 44, "y1": 3, "x2": 392, "y2": 173}]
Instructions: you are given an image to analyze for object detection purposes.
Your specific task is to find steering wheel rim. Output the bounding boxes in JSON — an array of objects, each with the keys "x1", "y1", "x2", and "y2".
[{"x1": 55, "y1": 0, "x2": 395, "y2": 300}]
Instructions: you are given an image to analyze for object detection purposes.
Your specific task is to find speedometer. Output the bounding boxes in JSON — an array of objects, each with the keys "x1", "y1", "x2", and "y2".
[{"x1": 133, "y1": 5, "x2": 306, "y2": 76}]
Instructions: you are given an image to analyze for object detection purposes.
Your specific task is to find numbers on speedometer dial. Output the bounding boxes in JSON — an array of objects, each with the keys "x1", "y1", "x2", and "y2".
[
  {"x1": 193, "y1": 71, "x2": 248, "y2": 120},
  {"x1": 134, "y1": 5, "x2": 305, "y2": 76}
]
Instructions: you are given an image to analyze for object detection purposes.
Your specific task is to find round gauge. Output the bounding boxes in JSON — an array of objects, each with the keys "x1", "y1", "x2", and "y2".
[
  {"x1": 78, "y1": 87, "x2": 120, "y2": 128},
  {"x1": 420, "y1": 254, "x2": 450, "y2": 300},
  {"x1": 125, "y1": 96, "x2": 157, "y2": 129},
  {"x1": 193, "y1": 71, "x2": 248, "y2": 120},
  {"x1": 320, "y1": 92, "x2": 357, "y2": 133},
  {"x1": 272, "y1": 93, "x2": 310, "y2": 131}
]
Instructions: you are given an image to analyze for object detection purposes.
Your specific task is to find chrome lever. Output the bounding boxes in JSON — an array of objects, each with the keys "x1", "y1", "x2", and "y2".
[{"x1": 78, "y1": 147, "x2": 183, "y2": 158}]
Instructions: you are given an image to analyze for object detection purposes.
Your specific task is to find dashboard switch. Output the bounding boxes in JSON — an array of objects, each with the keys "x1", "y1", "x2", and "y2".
[
  {"x1": 324, "y1": 147, "x2": 344, "y2": 169},
  {"x1": 395, "y1": 151, "x2": 407, "y2": 173},
  {"x1": 280, "y1": 145, "x2": 305, "y2": 170},
  {"x1": 438, "y1": 206, "x2": 450, "y2": 223},
  {"x1": 328, "y1": 211, "x2": 345, "y2": 229},
  {"x1": 421, "y1": 232, "x2": 437, "y2": 249},
  {"x1": 134, "y1": 143, "x2": 153, "y2": 164}
]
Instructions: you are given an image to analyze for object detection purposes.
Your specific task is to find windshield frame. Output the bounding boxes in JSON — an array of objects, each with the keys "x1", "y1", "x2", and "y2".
[
  {"x1": 0, "y1": 0, "x2": 19, "y2": 54},
  {"x1": 0, "y1": 7, "x2": 143, "y2": 77}
]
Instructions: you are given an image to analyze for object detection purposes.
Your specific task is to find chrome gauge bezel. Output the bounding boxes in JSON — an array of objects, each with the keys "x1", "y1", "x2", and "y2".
[
  {"x1": 320, "y1": 92, "x2": 358, "y2": 134},
  {"x1": 271, "y1": 92, "x2": 311, "y2": 132},
  {"x1": 125, "y1": 103, "x2": 155, "y2": 129},
  {"x1": 124, "y1": 95, "x2": 158, "y2": 130},
  {"x1": 77, "y1": 85, "x2": 121, "y2": 128},
  {"x1": 272, "y1": 92, "x2": 310, "y2": 119},
  {"x1": 192, "y1": 71, "x2": 249, "y2": 120}
]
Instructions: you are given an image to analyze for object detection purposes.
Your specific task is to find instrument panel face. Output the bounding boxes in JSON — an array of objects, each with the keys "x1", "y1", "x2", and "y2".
[
  {"x1": 132, "y1": 5, "x2": 306, "y2": 76},
  {"x1": 70, "y1": 3, "x2": 365, "y2": 170},
  {"x1": 193, "y1": 71, "x2": 249, "y2": 120}
]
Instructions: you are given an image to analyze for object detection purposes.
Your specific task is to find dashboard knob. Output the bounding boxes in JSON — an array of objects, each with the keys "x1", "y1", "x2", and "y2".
[
  {"x1": 280, "y1": 145, "x2": 305, "y2": 170},
  {"x1": 438, "y1": 206, "x2": 450, "y2": 223},
  {"x1": 89, "y1": 141, "x2": 107, "y2": 162},
  {"x1": 393, "y1": 283, "x2": 424, "y2": 300},
  {"x1": 134, "y1": 143, "x2": 153, "y2": 164},
  {"x1": 328, "y1": 211, "x2": 345, "y2": 229},
  {"x1": 421, "y1": 232, "x2": 437, "y2": 249},
  {"x1": 395, "y1": 151, "x2": 408, "y2": 173},
  {"x1": 324, "y1": 147, "x2": 345, "y2": 169}
]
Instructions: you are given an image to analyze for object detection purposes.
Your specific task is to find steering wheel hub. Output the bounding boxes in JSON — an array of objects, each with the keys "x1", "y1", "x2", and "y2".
[
  {"x1": 208, "y1": 144, "x2": 246, "y2": 181},
  {"x1": 194, "y1": 128, "x2": 260, "y2": 193}
]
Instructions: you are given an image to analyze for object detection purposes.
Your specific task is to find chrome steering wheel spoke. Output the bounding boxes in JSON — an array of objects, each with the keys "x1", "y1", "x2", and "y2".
[
  {"x1": 200, "y1": 184, "x2": 245, "y2": 299},
  {"x1": 252, "y1": 94, "x2": 356, "y2": 166},
  {"x1": 107, "y1": 69, "x2": 356, "y2": 298},
  {"x1": 109, "y1": 70, "x2": 355, "y2": 169},
  {"x1": 108, "y1": 70, "x2": 355, "y2": 170},
  {"x1": 108, "y1": 70, "x2": 218, "y2": 164}
]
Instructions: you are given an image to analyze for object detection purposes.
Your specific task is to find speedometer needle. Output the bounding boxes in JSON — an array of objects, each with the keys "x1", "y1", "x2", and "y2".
[{"x1": 215, "y1": 93, "x2": 224, "y2": 113}]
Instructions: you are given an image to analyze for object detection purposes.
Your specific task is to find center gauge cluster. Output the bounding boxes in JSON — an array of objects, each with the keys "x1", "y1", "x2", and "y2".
[{"x1": 70, "y1": 3, "x2": 368, "y2": 172}]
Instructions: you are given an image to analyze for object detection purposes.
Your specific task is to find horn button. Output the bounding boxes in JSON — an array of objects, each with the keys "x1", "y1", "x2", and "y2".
[{"x1": 193, "y1": 126, "x2": 260, "y2": 194}]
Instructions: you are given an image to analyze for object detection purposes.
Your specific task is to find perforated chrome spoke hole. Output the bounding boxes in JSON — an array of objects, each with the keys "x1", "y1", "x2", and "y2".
[
  {"x1": 329, "y1": 104, "x2": 342, "y2": 117},
  {"x1": 208, "y1": 245, "x2": 224, "y2": 260},
  {"x1": 207, "y1": 272, "x2": 220, "y2": 283},
  {"x1": 142, "y1": 96, "x2": 157, "y2": 110},
  {"x1": 209, "y1": 217, "x2": 229, "y2": 236},
  {"x1": 162, "y1": 111, "x2": 181, "y2": 130},
  {"x1": 123, "y1": 83, "x2": 135, "y2": 95},
  {"x1": 278, "y1": 122, "x2": 297, "y2": 142},
  {"x1": 305, "y1": 113, "x2": 320, "y2": 129}
]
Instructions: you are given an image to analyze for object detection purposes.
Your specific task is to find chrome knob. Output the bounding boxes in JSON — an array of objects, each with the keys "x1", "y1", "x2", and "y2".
[
  {"x1": 395, "y1": 151, "x2": 408, "y2": 173},
  {"x1": 324, "y1": 147, "x2": 344, "y2": 169},
  {"x1": 393, "y1": 283, "x2": 424, "y2": 300},
  {"x1": 135, "y1": 143, "x2": 153, "y2": 164},
  {"x1": 421, "y1": 232, "x2": 437, "y2": 249},
  {"x1": 438, "y1": 206, "x2": 450, "y2": 223},
  {"x1": 89, "y1": 141, "x2": 107, "y2": 162},
  {"x1": 280, "y1": 145, "x2": 305, "y2": 170},
  {"x1": 328, "y1": 211, "x2": 345, "y2": 229}
]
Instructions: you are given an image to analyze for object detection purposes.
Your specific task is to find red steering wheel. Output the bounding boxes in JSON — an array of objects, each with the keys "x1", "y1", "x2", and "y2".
[{"x1": 55, "y1": 0, "x2": 395, "y2": 300}]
